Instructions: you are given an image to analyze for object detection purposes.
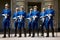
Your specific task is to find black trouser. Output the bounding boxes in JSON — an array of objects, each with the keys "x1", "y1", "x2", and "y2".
[
  {"x1": 18, "y1": 27, "x2": 26, "y2": 37},
  {"x1": 28, "y1": 22, "x2": 32, "y2": 36},
  {"x1": 46, "y1": 20, "x2": 54, "y2": 37},
  {"x1": 15, "y1": 26, "x2": 17, "y2": 36},
  {"x1": 32, "y1": 22, "x2": 39, "y2": 37},
  {"x1": 46, "y1": 27, "x2": 54, "y2": 37},
  {"x1": 4, "y1": 27, "x2": 10, "y2": 37},
  {"x1": 28, "y1": 28, "x2": 31, "y2": 36},
  {"x1": 14, "y1": 21, "x2": 18, "y2": 37},
  {"x1": 52, "y1": 28, "x2": 54, "y2": 37},
  {"x1": 41, "y1": 22, "x2": 45, "y2": 36},
  {"x1": 46, "y1": 28, "x2": 49, "y2": 37},
  {"x1": 32, "y1": 28, "x2": 39, "y2": 37}
]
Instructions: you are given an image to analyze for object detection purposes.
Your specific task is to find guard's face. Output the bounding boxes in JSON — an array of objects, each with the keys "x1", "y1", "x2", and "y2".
[
  {"x1": 16, "y1": 9, "x2": 18, "y2": 11},
  {"x1": 20, "y1": 7, "x2": 23, "y2": 11},
  {"x1": 30, "y1": 8, "x2": 32, "y2": 12},
  {"x1": 42, "y1": 9, "x2": 45, "y2": 12},
  {"x1": 34, "y1": 7, "x2": 37, "y2": 10},
  {"x1": 48, "y1": 5, "x2": 52, "y2": 9},
  {"x1": 5, "y1": 6, "x2": 9, "y2": 9}
]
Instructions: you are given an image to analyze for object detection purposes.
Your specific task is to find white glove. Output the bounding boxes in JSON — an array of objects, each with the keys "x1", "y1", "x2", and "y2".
[
  {"x1": 45, "y1": 14, "x2": 49, "y2": 17},
  {"x1": 41, "y1": 18, "x2": 45, "y2": 22},
  {"x1": 27, "y1": 18, "x2": 31, "y2": 21},
  {"x1": 48, "y1": 14, "x2": 52, "y2": 16},
  {"x1": 32, "y1": 15, "x2": 37, "y2": 20},
  {"x1": 13, "y1": 17, "x2": 17, "y2": 20},
  {"x1": 18, "y1": 15, "x2": 24, "y2": 21},
  {"x1": 48, "y1": 15, "x2": 50, "y2": 19},
  {"x1": 40, "y1": 16, "x2": 44, "y2": 18},
  {"x1": 48, "y1": 14, "x2": 52, "y2": 19},
  {"x1": 2, "y1": 14, "x2": 6, "y2": 16},
  {"x1": 45, "y1": 14, "x2": 52, "y2": 19},
  {"x1": 2, "y1": 14, "x2": 7, "y2": 18}
]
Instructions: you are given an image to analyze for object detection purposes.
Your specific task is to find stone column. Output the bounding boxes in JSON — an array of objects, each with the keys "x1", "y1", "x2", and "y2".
[
  {"x1": 11, "y1": 0, "x2": 16, "y2": 29},
  {"x1": 53, "y1": 0, "x2": 58, "y2": 32}
]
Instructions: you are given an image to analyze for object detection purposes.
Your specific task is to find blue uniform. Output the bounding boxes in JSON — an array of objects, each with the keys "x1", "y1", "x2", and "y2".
[
  {"x1": 17, "y1": 10, "x2": 26, "y2": 29},
  {"x1": 13, "y1": 12, "x2": 18, "y2": 29},
  {"x1": 31, "y1": 10, "x2": 39, "y2": 30},
  {"x1": 45, "y1": 9, "x2": 55, "y2": 30},
  {"x1": 26, "y1": 12, "x2": 32, "y2": 36},
  {"x1": 13, "y1": 11, "x2": 19, "y2": 36},
  {"x1": 27, "y1": 12, "x2": 32, "y2": 29},
  {"x1": 2, "y1": 9, "x2": 11, "y2": 29},
  {"x1": 40, "y1": 11, "x2": 46, "y2": 36},
  {"x1": 40, "y1": 12, "x2": 45, "y2": 28}
]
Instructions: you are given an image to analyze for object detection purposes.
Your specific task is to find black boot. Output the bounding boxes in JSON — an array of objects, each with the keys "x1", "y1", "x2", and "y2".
[
  {"x1": 41, "y1": 32, "x2": 44, "y2": 36},
  {"x1": 3, "y1": 27, "x2": 6, "y2": 38},
  {"x1": 46, "y1": 30, "x2": 49, "y2": 37},
  {"x1": 19, "y1": 29, "x2": 21, "y2": 37},
  {"x1": 28, "y1": 29, "x2": 31, "y2": 37},
  {"x1": 28, "y1": 34, "x2": 31, "y2": 37},
  {"x1": 24, "y1": 28, "x2": 26, "y2": 37},
  {"x1": 32, "y1": 33, "x2": 35, "y2": 37},
  {"x1": 14, "y1": 35, "x2": 17, "y2": 37},
  {"x1": 14, "y1": 27, "x2": 17, "y2": 37},
  {"x1": 8, "y1": 28, "x2": 10, "y2": 37},
  {"x1": 37, "y1": 29, "x2": 39, "y2": 37},
  {"x1": 3, "y1": 36, "x2": 6, "y2": 38},
  {"x1": 32, "y1": 30, "x2": 35, "y2": 37},
  {"x1": 41, "y1": 28, "x2": 44, "y2": 36},
  {"x1": 41, "y1": 31, "x2": 44, "y2": 36},
  {"x1": 14, "y1": 30, "x2": 17, "y2": 37},
  {"x1": 52, "y1": 29, "x2": 54, "y2": 37},
  {"x1": 24, "y1": 33, "x2": 26, "y2": 37},
  {"x1": 41, "y1": 23, "x2": 44, "y2": 37}
]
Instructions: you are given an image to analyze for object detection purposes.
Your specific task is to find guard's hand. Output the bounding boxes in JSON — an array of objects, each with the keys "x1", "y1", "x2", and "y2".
[
  {"x1": 48, "y1": 14, "x2": 52, "y2": 17},
  {"x1": 40, "y1": 16, "x2": 44, "y2": 18},
  {"x1": 27, "y1": 18, "x2": 31, "y2": 21},
  {"x1": 13, "y1": 17, "x2": 17, "y2": 20}
]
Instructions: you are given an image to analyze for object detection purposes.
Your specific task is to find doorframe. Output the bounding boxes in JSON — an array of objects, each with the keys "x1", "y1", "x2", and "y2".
[{"x1": 27, "y1": 2, "x2": 41, "y2": 12}]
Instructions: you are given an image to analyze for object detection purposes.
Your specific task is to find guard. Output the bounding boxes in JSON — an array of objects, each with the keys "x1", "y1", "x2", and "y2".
[
  {"x1": 17, "y1": 6, "x2": 26, "y2": 37},
  {"x1": 40, "y1": 8, "x2": 46, "y2": 36},
  {"x1": 31, "y1": 6, "x2": 40, "y2": 37},
  {"x1": 45, "y1": 4, "x2": 55, "y2": 37},
  {"x1": 13, "y1": 7, "x2": 19, "y2": 37},
  {"x1": 26, "y1": 8, "x2": 33, "y2": 37},
  {"x1": 2, "y1": 3, "x2": 11, "y2": 38}
]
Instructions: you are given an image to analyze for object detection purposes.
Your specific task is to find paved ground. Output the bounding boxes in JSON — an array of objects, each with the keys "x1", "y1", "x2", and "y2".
[{"x1": 0, "y1": 32, "x2": 60, "y2": 40}]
